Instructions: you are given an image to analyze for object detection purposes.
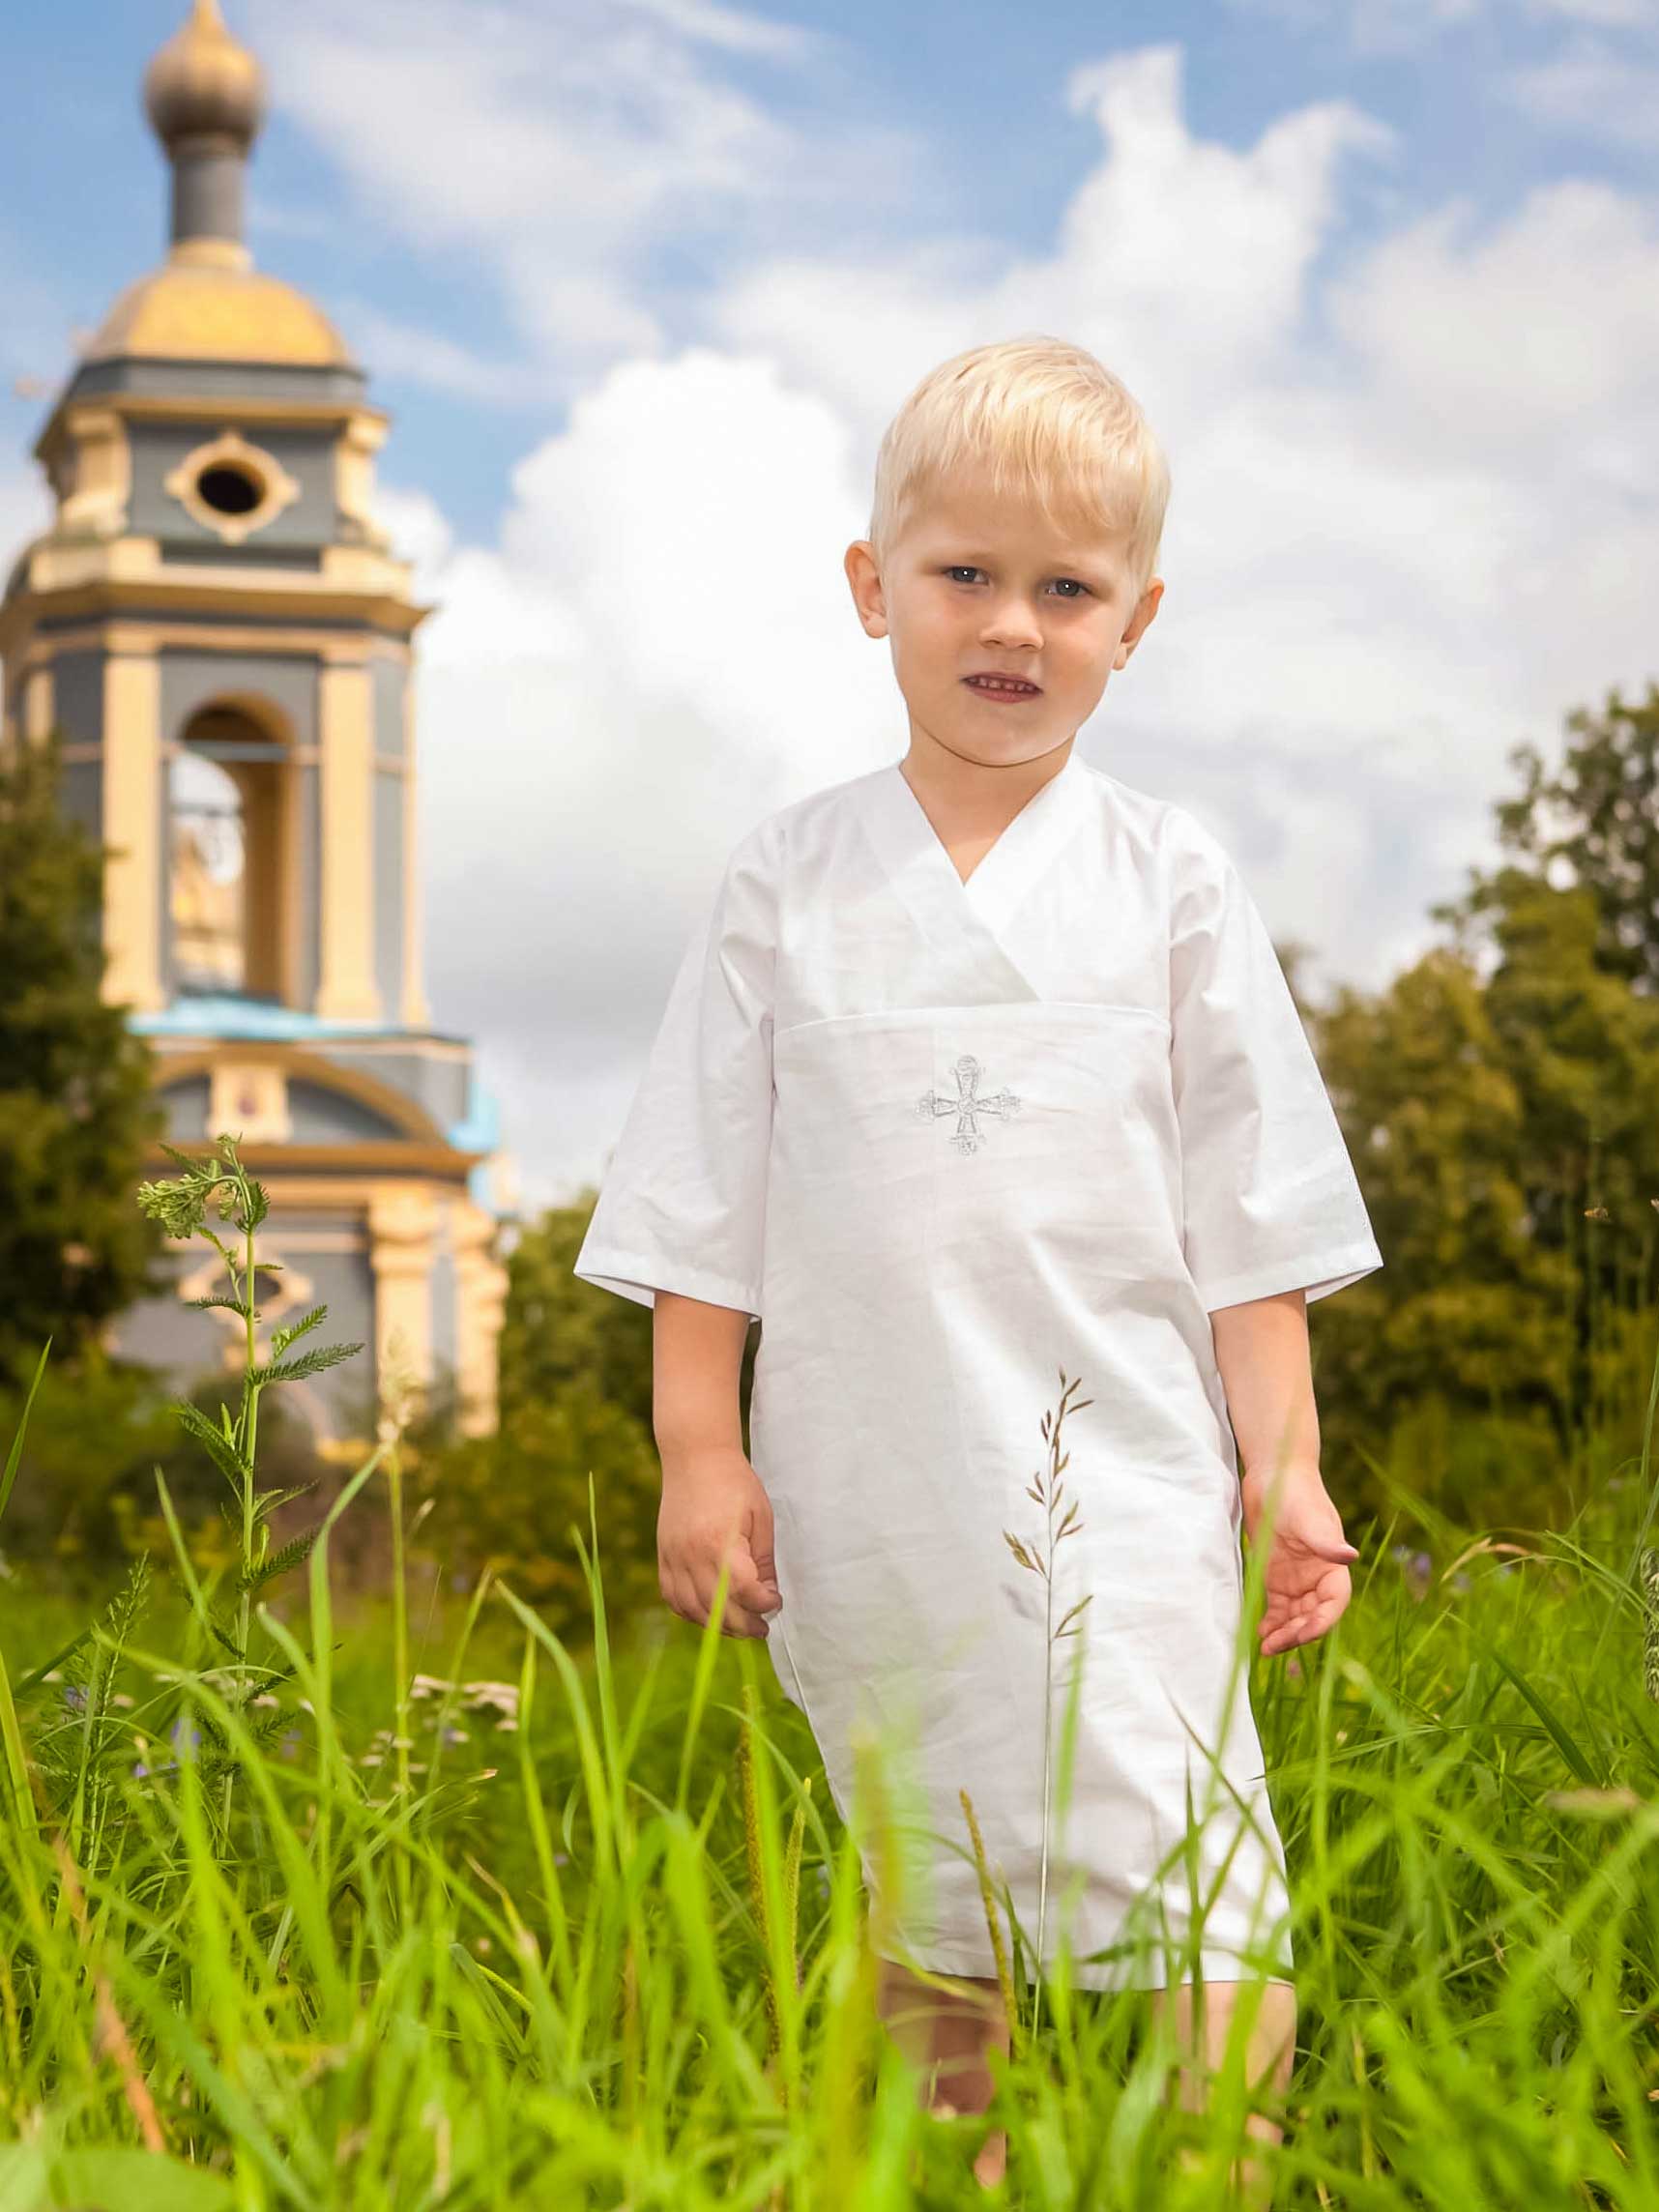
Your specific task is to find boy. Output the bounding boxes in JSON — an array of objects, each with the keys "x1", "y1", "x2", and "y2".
[{"x1": 574, "y1": 335, "x2": 1382, "y2": 2196}]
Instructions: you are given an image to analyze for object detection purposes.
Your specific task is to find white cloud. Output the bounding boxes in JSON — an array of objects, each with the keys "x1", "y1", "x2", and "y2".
[
  {"x1": 348, "y1": 38, "x2": 1659, "y2": 1212},
  {"x1": 1501, "y1": 32, "x2": 1659, "y2": 145},
  {"x1": 244, "y1": 0, "x2": 921, "y2": 393},
  {"x1": 1230, "y1": 0, "x2": 1658, "y2": 40},
  {"x1": 5, "y1": 11, "x2": 1657, "y2": 1218},
  {"x1": 382, "y1": 350, "x2": 896, "y2": 1206}
]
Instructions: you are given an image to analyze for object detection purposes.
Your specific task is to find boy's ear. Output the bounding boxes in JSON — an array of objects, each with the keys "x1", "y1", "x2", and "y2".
[{"x1": 844, "y1": 539, "x2": 888, "y2": 638}]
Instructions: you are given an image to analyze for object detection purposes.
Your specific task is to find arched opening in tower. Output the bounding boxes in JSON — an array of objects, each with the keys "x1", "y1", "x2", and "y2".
[{"x1": 167, "y1": 699, "x2": 295, "y2": 1001}]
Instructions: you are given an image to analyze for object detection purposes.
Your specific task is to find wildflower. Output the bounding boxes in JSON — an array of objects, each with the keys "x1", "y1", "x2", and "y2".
[
  {"x1": 1450, "y1": 1570, "x2": 1470, "y2": 1593},
  {"x1": 169, "y1": 1719, "x2": 201, "y2": 1760},
  {"x1": 441, "y1": 1726, "x2": 469, "y2": 1748},
  {"x1": 251, "y1": 1692, "x2": 280, "y2": 1710},
  {"x1": 63, "y1": 1684, "x2": 89, "y2": 1713},
  {"x1": 461, "y1": 1680, "x2": 519, "y2": 1722},
  {"x1": 278, "y1": 1729, "x2": 303, "y2": 1760},
  {"x1": 1285, "y1": 1656, "x2": 1303, "y2": 1680},
  {"x1": 111, "y1": 1693, "x2": 134, "y2": 1709},
  {"x1": 410, "y1": 1673, "x2": 452, "y2": 1702}
]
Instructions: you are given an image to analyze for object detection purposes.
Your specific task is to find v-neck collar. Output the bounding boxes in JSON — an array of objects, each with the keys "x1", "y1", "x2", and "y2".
[
  {"x1": 848, "y1": 748, "x2": 1091, "y2": 1004},
  {"x1": 888, "y1": 748, "x2": 1090, "y2": 937}
]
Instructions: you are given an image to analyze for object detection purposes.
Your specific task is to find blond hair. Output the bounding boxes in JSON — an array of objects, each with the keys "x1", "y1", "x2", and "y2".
[{"x1": 867, "y1": 335, "x2": 1170, "y2": 597}]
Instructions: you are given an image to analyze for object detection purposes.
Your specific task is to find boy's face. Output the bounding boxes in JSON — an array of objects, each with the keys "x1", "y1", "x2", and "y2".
[{"x1": 844, "y1": 468, "x2": 1162, "y2": 774}]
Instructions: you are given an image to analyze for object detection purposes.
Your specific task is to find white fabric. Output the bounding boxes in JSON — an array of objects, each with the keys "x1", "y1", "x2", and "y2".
[{"x1": 575, "y1": 750, "x2": 1382, "y2": 1990}]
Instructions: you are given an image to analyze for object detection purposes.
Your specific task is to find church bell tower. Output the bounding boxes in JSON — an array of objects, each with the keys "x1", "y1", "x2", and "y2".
[{"x1": 0, "y1": 0, "x2": 509, "y2": 1447}]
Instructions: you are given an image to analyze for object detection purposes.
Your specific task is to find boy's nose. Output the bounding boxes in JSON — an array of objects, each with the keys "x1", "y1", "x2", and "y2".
[{"x1": 981, "y1": 606, "x2": 1043, "y2": 646}]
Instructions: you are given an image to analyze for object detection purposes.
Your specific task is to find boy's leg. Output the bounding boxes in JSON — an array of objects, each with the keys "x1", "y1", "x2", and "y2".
[
  {"x1": 874, "y1": 1953, "x2": 1010, "y2": 2188},
  {"x1": 1148, "y1": 1976, "x2": 1296, "y2": 2210}
]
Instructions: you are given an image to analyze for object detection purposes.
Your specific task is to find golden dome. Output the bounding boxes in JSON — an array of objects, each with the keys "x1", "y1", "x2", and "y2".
[
  {"x1": 143, "y1": 0, "x2": 266, "y2": 153},
  {"x1": 85, "y1": 255, "x2": 357, "y2": 370}
]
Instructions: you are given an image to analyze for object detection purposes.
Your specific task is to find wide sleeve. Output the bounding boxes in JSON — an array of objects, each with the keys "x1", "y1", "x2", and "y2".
[
  {"x1": 1166, "y1": 810, "x2": 1382, "y2": 1313},
  {"x1": 572, "y1": 822, "x2": 777, "y2": 1320}
]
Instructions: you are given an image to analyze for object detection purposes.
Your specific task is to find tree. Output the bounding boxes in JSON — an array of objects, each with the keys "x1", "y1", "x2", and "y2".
[
  {"x1": 1435, "y1": 681, "x2": 1659, "y2": 995},
  {"x1": 1307, "y1": 691, "x2": 1659, "y2": 1528},
  {"x1": 409, "y1": 1195, "x2": 762, "y2": 1635},
  {"x1": 0, "y1": 726, "x2": 166, "y2": 1384}
]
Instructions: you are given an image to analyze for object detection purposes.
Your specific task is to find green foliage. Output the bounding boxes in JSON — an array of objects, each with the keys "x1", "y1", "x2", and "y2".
[
  {"x1": 0, "y1": 726, "x2": 168, "y2": 1386},
  {"x1": 1308, "y1": 694, "x2": 1659, "y2": 1521},
  {"x1": 2, "y1": 1307, "x2": 1659, "y2": 2199},
  {"x1": 410, "y1": 1195, "x2": 758, "y2": 1634},
  {"x1": 495, "y1": 1193, "x2": 655, "y2": 1426},
  {"x1": 413, "y1": 1371, "x2": 661, "y2": 1623},
  {"x1": 0, "y1": 1063, "x2": 1658, "y2": 2200},
  {"x1": 1443, "y1": 678, "x2": 1659, "y2": 995}
]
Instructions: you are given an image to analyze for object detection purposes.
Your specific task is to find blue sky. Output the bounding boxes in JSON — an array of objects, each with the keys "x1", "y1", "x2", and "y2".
[
  {"x1": 5, "y1": 0, "x2": 1650, "y2": 544},
  {"x1": 3, "y1": 0, "x2": 1657, "y2": 1206}
]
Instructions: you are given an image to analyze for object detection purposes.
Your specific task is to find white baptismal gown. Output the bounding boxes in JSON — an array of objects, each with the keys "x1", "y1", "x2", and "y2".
[{"x1": 575, "y1": 748, "x2": 1382, "y2": 1990}]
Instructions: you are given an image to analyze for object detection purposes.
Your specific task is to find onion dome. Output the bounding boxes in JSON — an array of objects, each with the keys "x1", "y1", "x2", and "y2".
[{"x1": 143, "y1": 0, "x2": 267, "y2": 155}]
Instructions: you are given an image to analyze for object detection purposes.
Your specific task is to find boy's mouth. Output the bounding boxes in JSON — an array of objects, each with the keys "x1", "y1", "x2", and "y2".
[{"x1": 963, "y1": 674, "x2": 1042, "y2": 700}]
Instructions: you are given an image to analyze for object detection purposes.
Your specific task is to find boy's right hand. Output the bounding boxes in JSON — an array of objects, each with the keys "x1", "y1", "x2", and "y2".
[{"x1": 657, "y1": 1444, "x2": 784, "y2": 1640}]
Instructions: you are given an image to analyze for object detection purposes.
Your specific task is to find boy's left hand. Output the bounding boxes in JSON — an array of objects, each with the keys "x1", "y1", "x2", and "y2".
[{"x1": 1240, "y1": 1465, "x2": 1360, "y2": 1656}]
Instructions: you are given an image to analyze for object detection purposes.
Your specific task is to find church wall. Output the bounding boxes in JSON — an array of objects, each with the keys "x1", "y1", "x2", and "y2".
[
  {"x1": 108, "y1": 1215, "x2": 380, "y2": 1446},
  {"x1": 293, "y1": 1239, "x2": 378, "y2": 1437},
  {"x1": 371, "y1": 654, "x2": 407, "y2": 1043},
  {"x1": 67, "y1": 361, "x2": 367, "y2": 408},
  {"x1": 285, "y1": 1077, "x2": 404, "y2": 1144},
  {"x1": 320, "y1": 1046, "x2": 471, "y2": 1131},
  {"x1": 160, "y1": 648, "x2": 317, "y2": 743},
  {"x1": 159, "y1": 1074, "x2": 212, "y2": 1138},
  {"x1": 373, "y1": 763, "x2": 405, "y2": 1029},
  {"x1": 372, "y1": 657, "x2": 405, "y2": 760},
  {"x1": 298, "y1": 755, "x2": 321, "y2": 1006},
  {"x1": 129, "y1": 421, "x2": 340, "y2": 554},
  {"x1": 112, "y1": 1249, "x2": 231, "y2": 1391},
  {"x1": 429, "y1": 1205, "x2": 458, "y2": 1384},
  {"x1": 47, "y1": 650, "x2": 106, "y2": 837},
  {"x1": 52, "y1": 649, "x2": 104, "y2": 745}
]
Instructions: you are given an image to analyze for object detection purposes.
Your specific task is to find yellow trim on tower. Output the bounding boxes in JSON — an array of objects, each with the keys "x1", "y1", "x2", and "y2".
[
  {"x1": 451, "y1": 1200, "x2": 508, "y2": 1438},
  {"x1": 59, "y1": 409, "x2": 132, "y2": 539},
  {"x1": 400, "y1": 672, "x2": 432, "y2": 1028},
  {"x1": 102, "y1": 650, "x2": 164, "y2": 1011},
  {"x1": 368, "y1": 1183, "x2": 438, "y2": 1423},
  {"x1": 315, "y1": 657, "x2": 381, "y2": 1021},
  {"x1": 24, "y1": 667, "x2": 55, "y2": 745}
]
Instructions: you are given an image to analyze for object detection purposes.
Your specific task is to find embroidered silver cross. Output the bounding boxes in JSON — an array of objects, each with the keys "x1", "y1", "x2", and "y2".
[{"x1": 916, "y1": 1053, "x2": 1022, "y2": 1155}]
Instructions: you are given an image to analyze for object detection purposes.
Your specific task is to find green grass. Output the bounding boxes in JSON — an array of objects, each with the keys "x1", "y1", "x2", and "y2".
[
  {"x1": 1, "y1": 1139, "x2": 1657, "y2": 2207},
  {"x1": 3, "y1": 1453, "x2": 1657, "y2": 2206}
]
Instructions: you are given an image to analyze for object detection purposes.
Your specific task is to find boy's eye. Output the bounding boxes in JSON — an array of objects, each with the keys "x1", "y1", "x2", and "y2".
[{"x1": 942, "y1": 567, "x2": 1091, "y2": 598}]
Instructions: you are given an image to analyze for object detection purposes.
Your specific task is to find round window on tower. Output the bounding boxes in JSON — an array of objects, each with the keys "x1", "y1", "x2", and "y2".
[
  {"x1": 163, "y1": 430, "x2": 300, "y2": 545},
  {"x1": 195, "y1": 462, "x2": 264, "y2": 517}
]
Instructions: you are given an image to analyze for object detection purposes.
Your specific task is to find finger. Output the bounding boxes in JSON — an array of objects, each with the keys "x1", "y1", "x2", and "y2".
[
  {"x1": 1272, "y1": 1595, "x2": 1347, "y2": 1651},
  {"x1": 694, "y1": 1565, "x2": 771, "y2": 1639}
]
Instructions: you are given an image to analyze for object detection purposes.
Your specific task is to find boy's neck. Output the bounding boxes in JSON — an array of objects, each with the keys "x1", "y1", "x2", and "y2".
[{"x1": 899, "y1": 729, "x2": 1077, "y2": 840}]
